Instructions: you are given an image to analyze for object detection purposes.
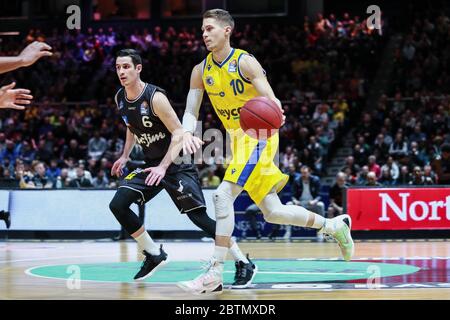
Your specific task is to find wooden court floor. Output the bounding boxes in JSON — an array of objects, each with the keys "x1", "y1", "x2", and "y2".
[{"x1": 1, "y1": 239, "x2": 450, "y2": 300}]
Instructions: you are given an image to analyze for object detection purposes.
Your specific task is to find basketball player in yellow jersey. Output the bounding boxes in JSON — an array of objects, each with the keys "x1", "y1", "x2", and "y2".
[{"x1": 178, "y1": 9, "x2": 354, "y2": 295}]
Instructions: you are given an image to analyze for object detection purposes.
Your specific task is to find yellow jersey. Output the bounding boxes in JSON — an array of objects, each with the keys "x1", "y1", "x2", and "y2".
[
  {"x1": 202, "y1": 48, "x2": 259, "y2": 130},
  {"x1": 201, "y1": 48, "x2": 288, "y2": 204}
]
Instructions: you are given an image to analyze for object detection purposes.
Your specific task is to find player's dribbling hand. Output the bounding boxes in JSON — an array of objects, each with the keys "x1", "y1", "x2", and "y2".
[
  {"x1": 144, "y1": 166, "x2": 166, "y2": 186},
  {"x1": 183, "y1": 132, "x2": 204, "y2": 155},
  {"x1": 19, "y1": 41, "x2": 53, "y2": 67},
  {"x1": 111, "y1": 156, "x2": 128, "y2": 177},
  {"x1": 0, "y1": 82, "x2": 33, "y2": 110}
]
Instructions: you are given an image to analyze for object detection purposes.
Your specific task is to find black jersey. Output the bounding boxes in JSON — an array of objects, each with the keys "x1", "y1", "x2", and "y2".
[{"x1": 115, "y1": 83, "x2": 172, "y2": 166}]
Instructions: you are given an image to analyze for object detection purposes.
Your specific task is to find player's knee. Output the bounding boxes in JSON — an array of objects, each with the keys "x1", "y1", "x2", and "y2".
[
  {"x1": 264, "y1": 210, "x2": 285, "y2": 224},
  {"x1": 212, "y1": 190, "x2": 231, "y2": 219},
  {"x1": 109, "y1": 196, "x2": 128, "y2": 217},
  {"x1": 259, "y1": 203, "x2": 283, "y2": 224}
]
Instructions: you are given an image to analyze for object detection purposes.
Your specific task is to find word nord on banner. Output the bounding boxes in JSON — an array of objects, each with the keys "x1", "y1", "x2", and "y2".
[{"x1": 379, "y1": 193, "x2": 450, "y2": 222}]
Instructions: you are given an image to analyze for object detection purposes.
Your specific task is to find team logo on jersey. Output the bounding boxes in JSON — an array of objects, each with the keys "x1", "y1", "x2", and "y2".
[
  {"x1": 206, "y1": 76, "x2": 214, "y2": 86},
  {"x1": 140, "y1": 101, "x2": 149, "y2": 115},
  {"x1": 228, "y1": 59, "x2": 237, "y2": 72},
  {"x1": 177, "y1": 180, "x2": 184, "y2": 193},
  {"x1": 219, "y1": 92, "x2": 225, "y2": 97}
]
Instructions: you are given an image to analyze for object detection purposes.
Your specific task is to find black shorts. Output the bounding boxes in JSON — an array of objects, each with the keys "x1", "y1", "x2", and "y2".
[{"x1": 118, "y1": 163, "x2": 206, "y2": 213}]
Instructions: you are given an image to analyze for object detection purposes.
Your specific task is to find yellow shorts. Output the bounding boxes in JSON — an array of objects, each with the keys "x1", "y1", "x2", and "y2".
[{"x1": 223, "y1": 129, "x2": 288, "y2": 204}]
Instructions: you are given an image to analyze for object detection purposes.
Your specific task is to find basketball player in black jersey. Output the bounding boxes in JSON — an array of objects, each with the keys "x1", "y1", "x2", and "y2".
[{"x1": 110, "y1": 49, "x2": 255, "y2": 285}]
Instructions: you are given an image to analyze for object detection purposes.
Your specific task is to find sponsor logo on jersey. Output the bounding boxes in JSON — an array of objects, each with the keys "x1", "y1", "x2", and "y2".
[
  {"x1": 215, "y1": 106, "x2": 242, "y2": 120},
  {"x1": 228, "y1": 59, "x2": 237, "y2": 72},
  {"x1": 206, "y1": 76, "x2": 214, "y2": 86},
  {"x1": 140, "y1": 101, "x2": 149, "y2": 115},
  {"x1": 134, "y1": 132, "x2": 166, "y2": 147},
  {"x1": 206, "y1": 91, "x2": 225, "y2": 97}
]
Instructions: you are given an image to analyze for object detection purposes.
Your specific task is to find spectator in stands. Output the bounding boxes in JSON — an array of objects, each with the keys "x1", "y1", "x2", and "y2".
[
  {"x1": 46, "y1": 158, "x2": 61, "y2": 184},
  {"x1": 17, "y1": 140, "x2": 35, "y2": 164},
  {"x1": 389, "y1": 132, "x2": 409, "y2": 159},
  {"x1": 366, "y1": 172, "x2": 381, "y2": 186},
  {"x1": 201, "y1": 169, "x2": 221, "y2": 188},
  {"x1": 63, "y1": 139, "x2": 86, "y2": 161},
  {"x1": 368, "y1": 155, "x2": 381, "y2": 178},
  {"x1": 379, "y1": 167, "x2": 396, "y2": 186},
  {"x1": 92, "y1": 169, "x2": 109, "y2": 188},
  {"x1": 373, "y1": 133, "x2": 389, "y2": 162},
  {"x1": 0, "y1": 140, "x2": 19, "y2": 166},
  {"x1": 380, "y1": 156, "x2": 400, "y2": 181},
  {"x1": 88, "y1": 131, "x2": 108, "y2": 161},
  {"x1": 290, "y1": 166, "x2": 325, "y2": 239},
  {"x1": 20, "y1": 161, "x2": 52, "y2": 189},
  {"x1": 432, "y1": 143, "x2": 450, "y2": 185},
  {"x1": 397, "y1": 165, "x2": 411, "y2": 185},
  {"x1": 410, "y1": 166, "x2": 434, "y2": 185},
  {"x1": 68, "y1": 165, "x2": 93, "y2": 188},
  {"x1": 54, "y1": 168, "x2": 71, "y2": 189},
  {"x1": 423, "y1": 165, "x2": 438, "y2": 184},
  {"x1": 356, "y1": 165, "x2": 370, "y2": 185},
  {"x1": 307, "y1": 136, "x2": 323, "y2": 174},
  {"x1": 328, "y1": 172, "x2": 348, "y2": 218}
]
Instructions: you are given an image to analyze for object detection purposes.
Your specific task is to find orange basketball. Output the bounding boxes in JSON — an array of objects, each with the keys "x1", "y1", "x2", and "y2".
[{"x1": 239, "y1": 96, "x2": 283, "y2": 139}]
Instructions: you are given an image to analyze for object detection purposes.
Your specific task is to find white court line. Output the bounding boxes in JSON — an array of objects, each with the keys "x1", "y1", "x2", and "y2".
[
  {"x1": 0, "y1": 254, "x2": 121, "y2": 265},
  {"x1": 223, "y1": 271, "x2": 365, "y2": 276}
]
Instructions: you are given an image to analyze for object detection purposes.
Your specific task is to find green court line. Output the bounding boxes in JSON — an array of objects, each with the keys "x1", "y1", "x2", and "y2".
[{"x1": 27, "y1": 260, "x2": 420, "y2": 284}]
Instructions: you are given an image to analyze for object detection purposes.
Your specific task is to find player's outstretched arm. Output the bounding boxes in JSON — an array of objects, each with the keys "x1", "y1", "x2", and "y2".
[
  {"x1": 0, "y1": 41, "x2": 52, "y2": 74},
  {"x1": 144, "y1": 91, "x2": 203, "y2": 186},
  {"x1": 0, "y1": 82, "x2": 33, "y2": 110},
  {"x1": 239, "y1": 55, "x2": 285, "y2": 124},
  {"x1": 182, "y1": 63, "x2": 205, "y2": 155}
]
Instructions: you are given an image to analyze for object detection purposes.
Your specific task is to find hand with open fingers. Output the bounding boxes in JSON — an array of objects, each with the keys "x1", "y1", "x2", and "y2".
[
  {"x1": 0, "y1": 82, "x2": 33, "y2": 110},
  {"x1": 144, "y1": 166, "x2": 166, "y2": 186},
  {"x1": 19, "y1": 41, "x2": 53, "y2": 67},
  {"x1": 183, "y1": 132, "x2": 204, "y2": 155},
  {"x1": 111, "y1": 156, "x2": 129, "y2": 177}
]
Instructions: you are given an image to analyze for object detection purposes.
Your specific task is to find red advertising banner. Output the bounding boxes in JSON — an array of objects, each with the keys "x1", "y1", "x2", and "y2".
[{"x1": 346, "y1": 187, "x2": 450, "y2": 230}]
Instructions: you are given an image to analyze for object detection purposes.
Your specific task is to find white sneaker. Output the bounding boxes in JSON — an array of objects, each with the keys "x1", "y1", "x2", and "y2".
[
  {"x1": 320, "y1": 214, "x2": 354, "y2": 261},
  {"x1": 177, "y1": 258, "x2": 224, "y2": 295}
]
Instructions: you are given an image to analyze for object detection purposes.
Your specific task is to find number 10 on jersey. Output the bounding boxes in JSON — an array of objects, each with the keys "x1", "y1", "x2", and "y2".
[{"x1": 230, "y1": 79, "x2": 244, "y2": 95}]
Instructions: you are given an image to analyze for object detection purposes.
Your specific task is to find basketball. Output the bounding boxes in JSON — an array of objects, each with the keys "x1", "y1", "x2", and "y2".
[{"x1": 239, "y1": 96, "x2": 283, "y2": 139}]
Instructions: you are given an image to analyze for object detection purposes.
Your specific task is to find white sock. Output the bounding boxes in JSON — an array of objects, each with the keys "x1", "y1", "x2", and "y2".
[
  {"x1": 213, "y1": 245, "x2": 228, "y2": 263},
  {"x1": 229, "y1": 242, "x2": 249, "y2": 263},
  {"x1": 134, "y1": 231, "x2": 160, "y2": 255}
]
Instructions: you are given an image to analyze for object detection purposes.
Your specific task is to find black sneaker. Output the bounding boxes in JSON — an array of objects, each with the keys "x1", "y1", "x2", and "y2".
[
  {"x1": 231, "y1": 254, "x2": 258, "y2": 289},
  {"x1": 134, "y1": 245, "x2": 168, "y2": 281},
  {"x1": 0, "y1": 211, "x2": 10, "y2": 229}
]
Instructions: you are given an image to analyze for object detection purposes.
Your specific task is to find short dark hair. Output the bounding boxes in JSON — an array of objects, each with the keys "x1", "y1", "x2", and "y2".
[
  {"x1": 203, "y1": 9, "x2": 235, "y2": 30},
  {"x1": 116, "y1": 49, "x2": 142, "y2": 67}
]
